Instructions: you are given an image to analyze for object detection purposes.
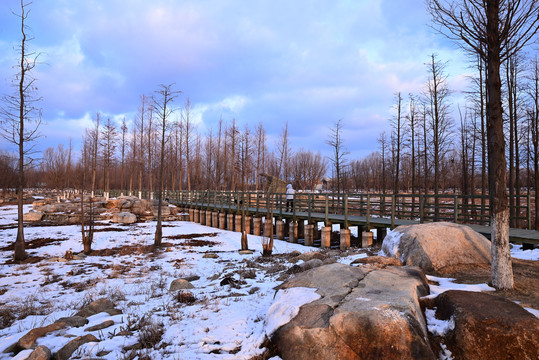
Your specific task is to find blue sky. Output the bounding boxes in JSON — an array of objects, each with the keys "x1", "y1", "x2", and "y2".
[{"x1": 0, "y1": 0, "x2": 470, "y2": 160}]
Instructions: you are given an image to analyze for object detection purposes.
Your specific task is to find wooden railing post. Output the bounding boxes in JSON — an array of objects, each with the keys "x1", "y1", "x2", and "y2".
[
  {"x1": 325, "y1": 194, "x2": 329, "y2": 226},
  {"x1": 527, "y1": 194, "x2": 532, "y2": 230},
  {"x1": 419, "y1": 194, "x2": 424, "y2": 224},
  {"x1": 391, "y1": 194, "x2": 395, "y2": 228},
  {"x1": 454, "y1": 195, "x2": 458, "y2": 223},
  {"x1": 308, "y1": 193, "x2": 312, "y2": 223},
  {"x1": 344, "y1": 194, "x2": 349, "y2": 229},
  {"x1": 366, "y1": 194, "x2": 371, "y2": 229}
]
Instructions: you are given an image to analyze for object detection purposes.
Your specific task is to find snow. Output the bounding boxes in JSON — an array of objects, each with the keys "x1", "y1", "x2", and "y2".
[
  {"x1": 379, "y1": 229, "x2": 403, "y2": 259},
  {"x1": 0, "y1": 203, "x2": 537, "y2": 359},
  {"x1": 510, "y1": 243, "x2": 539, "y2": 261},
  {"x1": 424, "y1": 308, "x2": 455, "y2": 336},
  {"x1": 264, "y1": 287, "x2": 320, "y2": 336},
  {"x1": 423, "y1": 275, "x2": 495, "y2": 299}
]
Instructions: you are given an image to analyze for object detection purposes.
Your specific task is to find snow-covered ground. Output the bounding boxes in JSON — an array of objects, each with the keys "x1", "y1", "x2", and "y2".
[{"x1": 0, "y1": 204, "x2": 536, "y2": 359}]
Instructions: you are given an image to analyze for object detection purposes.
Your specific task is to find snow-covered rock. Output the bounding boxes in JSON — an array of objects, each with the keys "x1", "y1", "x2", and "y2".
[{"x1": 381, "y1": 222, "x2": 491, "y2": 273}]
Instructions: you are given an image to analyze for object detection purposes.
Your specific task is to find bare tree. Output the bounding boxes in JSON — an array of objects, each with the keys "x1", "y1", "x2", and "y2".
[
  {"x1": 427, "y1": 0, "x2": 539, "y2": 289},
  {"x1": 90, "y1": 113, "x2": 100, "y2": 198},
  {"x1": 152, "y1": 84, "x2": 181, "y2": 247},
  {"x1": 390, "y1": 92, "x2": 404, "y2": 194},
  {"x1": 276, "y1": 121, "x2": 292, "y2": 182},
  {"x1": 0, "y1": 0, "x2": 42, "y2": 261},
  {"x1": 101, "y1": 118, "x2": 118, "y2": 200},
  {"x1": 424, "y1": 54, "x2": 453, "y2": 214},
  {"x1": 327, "y1": 119, "x2": 349, "y2": 193},
  {"x1": 183, "y1": 98, "x2": 194, "y2": 191},
  {"x1": 120, "y1": 118, "x2": 127, "y2": 196}
]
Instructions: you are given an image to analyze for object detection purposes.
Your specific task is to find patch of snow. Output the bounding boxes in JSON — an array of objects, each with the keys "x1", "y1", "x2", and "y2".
[
  {"x1": 337, "y1": 252, "x2": 368, "y2": 265},
  {"x1": 524, "y1": 307, "x2": 539, "y2": 318},
  {"x1": 423, "y1": 275, "x2": 495, "y2": 299},
  {"x1": 510, "y1": 244, "x2": 539, "y2": 261},
  {"x1": 264, "y1": 287, "x2": 320, "y2": 336},
  {"x1": 380, "y1": 229, "x2": 403, "y2": 259},
  {"x1": 439, "y1": 343, "x2": 454, "y2": 360},
  {"x1": 355, "y1": 297, "x2": 371, "y2": 301},
  {"x1": 425, "y1": 308, "x2": 455, "y2": 336}
]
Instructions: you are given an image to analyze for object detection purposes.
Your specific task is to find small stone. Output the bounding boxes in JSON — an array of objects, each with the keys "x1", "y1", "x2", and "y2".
[
  {"x1": 54, "y1": 316, "x2": 88, "y2": 327},
  {"x1": 184, "y1": 275, "x2": 200, "y2": 282},
  {"x1": 85, "y1": 320, "x2": 114, "y2": 332},
  {"x1": 169, "y1": 279, "x2": 195, "y2": 291},
  {"x1": 75, "y1": 298, "x2": 115, "y2": 318},
  {"x1": 17, "y1": 322, "x2": 67, "y2": 350},
  {"x1": 53, "y1": 334, "x2": 99, "y2": 360},
  {"x1": 203, "y1": 253, "x2": 219, "y2": 259},
  {"x1": 238, "y1": 250, "x2": 254, "y2": 255}
]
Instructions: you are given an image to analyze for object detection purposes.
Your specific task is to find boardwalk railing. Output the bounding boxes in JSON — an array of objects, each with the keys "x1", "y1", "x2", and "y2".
[
  {"x1": 96, "y1": 190, "x2": 538, "y2": 245},
  {"x1": 102, "y1": 190, "x2": 531, "y2": 230}
]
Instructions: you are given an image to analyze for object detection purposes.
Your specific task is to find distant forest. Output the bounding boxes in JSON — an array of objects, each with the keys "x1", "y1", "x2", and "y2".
[{"x1": 1, "y1": 52, "x2": 539, "y2": 203}]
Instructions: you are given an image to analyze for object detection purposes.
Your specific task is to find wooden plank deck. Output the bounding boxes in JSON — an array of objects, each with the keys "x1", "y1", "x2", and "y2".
[{"x1": 181, "y1": 201, "x2": 539, "y2": 245}]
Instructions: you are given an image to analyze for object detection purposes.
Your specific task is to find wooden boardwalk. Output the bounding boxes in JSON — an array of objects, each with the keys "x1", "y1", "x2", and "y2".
[{"x1": 178, "y1": 200, "x2": 539, "y2": 246}]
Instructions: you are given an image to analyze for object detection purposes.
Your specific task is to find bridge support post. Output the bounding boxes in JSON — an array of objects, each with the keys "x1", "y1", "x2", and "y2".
[
  {"x1": 376, "y1": 227, "x2": 387, "y2": 243},
  {"x1": 289, "y1": 221, "x2": 298, "y2": 243},
  {"x1": 304, "y1": 224, "x2": 314, "y2": 246},
  {"x1": 194, "y1": 209, "x2": 200, "y2": 223},
  {"x1": 212, "y1": 212, "x2": 218, "y2": 228},
  {"x1": 276, "y1": 220, "x2": 284, "y2": 240},
  {"x1": 264, "y1": 219, "x2": 273, "y2": 237},
  {"x1": 321, "y1": 226, "x2": 331, "y2": 248},
  {"x1": 361, "y1": 231, "x2": 373, "y2": 247},
  {"x1": 297, "y1": 220, "x2": 305, "y2": 239},
  {"x1": 189, "y1": 208, "x2": 194, "y2": 222},
  {"x1": 235, "y1": 214, "x2": 242, "y2": 232},
  {"x1": 200, "y1": 210, "x2": 206, "y2": 225},
  {"x1": 311, "y1": 221, "x2": 320, "y2": 240},
  {"x1": 253, "y1": 217, "x2": 261, "y2": 236},
  {"x1": 206, "y1": 211, "x2": 212, "y2": 227},
  {"x1": 245, "y1": 216, "x2": 251, "y2": 234},
  {"x1": 340, "y1": 229, "x2": 350, "y2": 251},
  {"x1": 219, "y1": 212, "x2": 226, "y2": 230},
  {"x1": 227, "y1": 213, "x2": 235, "y2": 231}
]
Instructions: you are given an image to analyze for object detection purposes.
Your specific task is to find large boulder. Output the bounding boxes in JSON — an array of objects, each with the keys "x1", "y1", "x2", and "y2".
[
  {"x1": 23, "y1": 211, "x2": 44, "y2": 222},
  {"x1": 381, "y1": 222, "x2": 491, "y2": 273},
  {"x1": 432, "y1": 290, "x2": 539, "y2": 360},
  {"x1": 111, "y1": 212, "x2": 137, "y2": 224},
  {"x1": 270, "y1": 263, "x2": 434, "y2": 360}
]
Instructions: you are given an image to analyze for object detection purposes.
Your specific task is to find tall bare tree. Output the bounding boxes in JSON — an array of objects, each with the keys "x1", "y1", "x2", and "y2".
[
  {"x1": 326, "y1": 119, "x2": 349, "y2": 193},
  {"x1": 152, "y1": 84, "x2": 181, "y2": 247},
  {"x1": 101, "y1": 118, "x2": 118, "y2": 200},
  {"x1": 120, "y1": 118, "x2": 127, "y2": 196},
  {"x1": 428, "y1": 0, "x2": 539, "y2": 289},
  {"x1": 0, "y1": 0, "x2": 42, "y2": 261}
]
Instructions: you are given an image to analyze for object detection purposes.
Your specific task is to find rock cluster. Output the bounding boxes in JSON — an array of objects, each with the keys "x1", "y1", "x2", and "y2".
[
  {"x1": 5, "y1": 298, "x2": 121, "y2": 360},
  {"x1": 270, "y1": 263, "x2": 435, "y2": 360},
  {"x1": 25, "y1": 195, "x2": 187, "y2": 225}
]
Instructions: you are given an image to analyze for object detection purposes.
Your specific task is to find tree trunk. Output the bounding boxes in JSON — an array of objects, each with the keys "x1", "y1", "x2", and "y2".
[{"x1": 487, "y1": 1, "x2": 513, "y2": 290}]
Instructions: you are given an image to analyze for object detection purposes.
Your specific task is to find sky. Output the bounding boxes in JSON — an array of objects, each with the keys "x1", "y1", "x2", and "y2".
[{"x1": 0, "y1": 0, "x2": 471, "y2": 161}]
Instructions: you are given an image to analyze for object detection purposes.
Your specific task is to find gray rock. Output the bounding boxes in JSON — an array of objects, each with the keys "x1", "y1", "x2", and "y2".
[
  {"x1": 169, "y1": 279, "x2": 195, "y2": 291},
  {"x1": 381, "y1": 222, "x2": 491, "y2": 273},
  {"x1": 300, "y1": 259, "x2": 323, "y2": 271},
  {"x1": 85, "y1": 320, "x2": 115, "y2": 332},
  {"x1": 17, "y1": 322, "x2": 68, "y2": 350},
  {"x1": 272, "y1": 263, "x2": 435, "y2": 360},
  {"x1": 75, "y1": 298, "x2": 116, "y2": 318},
  {"x1": 23, "y1": 211, "x2": 44, "y2": 222},
  {"x1": 53, "y1": 334, "x2": 99, "y2": 360},
  {"x1": 111, "y1": 212, "x2": 137, "y2": 224},
  {"x1": 54, "y1": 316, "x2": 88, "y2": 327},
  {"x1": 28, "y1": 345, "x2": 52, "y2": 360}
]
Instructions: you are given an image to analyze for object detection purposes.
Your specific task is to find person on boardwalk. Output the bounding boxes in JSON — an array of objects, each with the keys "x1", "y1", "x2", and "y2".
[{"x1": 286, "y1": 184, "x2": 295, "y2": 212}]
